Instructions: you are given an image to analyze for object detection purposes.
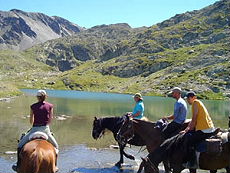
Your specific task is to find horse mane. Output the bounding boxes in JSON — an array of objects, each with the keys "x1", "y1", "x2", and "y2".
[
  {"x1": 148, "y1": 133, "x2": 188, "y2": 165},
  {"x1": 161, "y1": 133, "x2": 187, "y2": 153},
  {"x1": 99, "y1": 115, "x2": 127, "y2": 133},
  {"x1": 133, "y1": 119, "x2": 156, "y2": 127}
]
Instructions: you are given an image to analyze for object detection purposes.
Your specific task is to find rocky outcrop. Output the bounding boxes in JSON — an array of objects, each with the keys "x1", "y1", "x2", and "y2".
[{"x1": 0, "y1": 9, "x2": 84, "y2": 50}]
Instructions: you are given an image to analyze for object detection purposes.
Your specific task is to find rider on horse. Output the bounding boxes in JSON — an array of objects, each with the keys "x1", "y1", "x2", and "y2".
[
  {"x1": 180, "y1": 91, "x2": 220, "y2": 168},
  {"x1": 162, "y1": 87, "x2": 188, "y2": 139},
  {"x1": 12, "y1": 90, "x2": 59, "y2": 172},
  {"x1": 128, "y1": 93, "x2": 145, "y2": 119}
]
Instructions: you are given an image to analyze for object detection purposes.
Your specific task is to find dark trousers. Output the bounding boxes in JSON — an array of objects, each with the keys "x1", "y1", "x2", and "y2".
[
  {"x1": 162, "y1": 121, "x2": 182, "y2": 139},
  {"x1": 184, "y1": 130, "x2": 215, "y2": 165},
  {"x1": 185, "y1": 130, "x2": 214, "y2": 146}
]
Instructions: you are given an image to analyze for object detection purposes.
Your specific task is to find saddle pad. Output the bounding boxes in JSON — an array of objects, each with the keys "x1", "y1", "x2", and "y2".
[
  {"x1": 196, "y1": 138, "x2": 222, "y2": 153},
  {"x1": 29, "y1": 131, "x2": 48, "y2": 140},
  {"x1": 220, "y1": 132, "x2": 229, "y2": 144}
]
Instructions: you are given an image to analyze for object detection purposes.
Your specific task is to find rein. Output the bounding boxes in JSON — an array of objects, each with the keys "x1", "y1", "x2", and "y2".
[
  {"x1": 126, "y1": 120, "x2": 135, "y2": 142},
  {"x1": 117, "y1": 118, "x2": 135, "y2": 143}
]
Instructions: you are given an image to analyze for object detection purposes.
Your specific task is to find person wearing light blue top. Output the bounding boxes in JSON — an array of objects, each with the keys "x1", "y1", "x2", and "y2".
[
  {"x1": 162, "y1": 87, "x2": 187, "y2": 139},
  {"x1": 131, "y1": 93, "x2": 144, "y2": 119}
]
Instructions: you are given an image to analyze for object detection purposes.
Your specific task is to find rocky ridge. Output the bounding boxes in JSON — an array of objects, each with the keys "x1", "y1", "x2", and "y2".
[{"x1": 0, "y1": 9, "x2": 84, "y2": 50}]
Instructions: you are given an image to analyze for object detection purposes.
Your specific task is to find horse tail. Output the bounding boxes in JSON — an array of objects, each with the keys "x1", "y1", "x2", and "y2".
[{"x1": 30, "y1": 149, "x2": 41, "y2": 173}]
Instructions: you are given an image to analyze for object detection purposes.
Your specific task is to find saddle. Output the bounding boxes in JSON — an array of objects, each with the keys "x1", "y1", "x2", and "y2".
[
  {"x1": 196, "y1": 131, "x2": 228, "y2": 154},
  {"x1": 183, "y1": 131, "x2": 226, "y2": 169}
]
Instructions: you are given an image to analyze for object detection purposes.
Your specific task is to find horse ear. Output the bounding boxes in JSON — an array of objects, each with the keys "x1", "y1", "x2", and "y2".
[{"x1": 94, "y1": 117, "x2": 97, "y2": 121}]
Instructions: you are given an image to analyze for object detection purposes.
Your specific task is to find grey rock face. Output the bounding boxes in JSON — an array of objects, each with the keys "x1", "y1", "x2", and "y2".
[{"x1": 0, "y1": 9, "x2": 84, "y2": 50}]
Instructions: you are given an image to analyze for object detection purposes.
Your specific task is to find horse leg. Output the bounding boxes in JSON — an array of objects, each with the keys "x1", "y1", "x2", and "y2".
[
  {"x1": 172, "y1": 166, "x2": 184, "y2": 173},
  {"x1": 163, "y1": 160, "x2": 171, "y2": 173},
  {"x1": 137, "y1": 161, "x2": 144, "y2": 173},
  {"x1": 189, "y1": 169, "x2": 197, "y2": 173},
  {"x1": 115, "y1": 144, "x2": 124, "y2": 168},
  {"x1": 226, "y1": 166, "x2": 230, "y2": 173},
  {"x1": 123, "y1": 149, "x2": 135, "y2": 160},
  {"x1": 209, "y1": 170, "x2": 217, "y2": 173}
]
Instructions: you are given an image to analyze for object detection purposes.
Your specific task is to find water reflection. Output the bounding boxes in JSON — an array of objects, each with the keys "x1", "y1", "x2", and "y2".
[{"x1": 0, "y1": 89, "x2": 229, "y2": 155}]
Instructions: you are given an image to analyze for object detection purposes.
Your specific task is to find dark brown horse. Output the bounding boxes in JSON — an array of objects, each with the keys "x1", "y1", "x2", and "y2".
[
  {"x1": 117, "y1": 117, "x2": 189, "y2": 173},
  {"x1": 17, "y1": 139, "x2": 57, "y2": 173},
  {"x1": 137, "y1": 132, "x2": 230, "y2": 173},
  {"x1": 92, "y1": 115, "x2": 145, "y2": 168}
]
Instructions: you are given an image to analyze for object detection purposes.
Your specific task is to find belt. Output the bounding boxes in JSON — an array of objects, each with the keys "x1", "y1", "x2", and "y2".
[{"x1": 33, "y1": 124, "x2": 46, "y2": 127}]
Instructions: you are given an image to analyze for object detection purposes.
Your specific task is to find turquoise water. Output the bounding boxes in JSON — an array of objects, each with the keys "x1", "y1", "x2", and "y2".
[{"x1": 0, "y1": 89, "x2": 229, "y2": 172}]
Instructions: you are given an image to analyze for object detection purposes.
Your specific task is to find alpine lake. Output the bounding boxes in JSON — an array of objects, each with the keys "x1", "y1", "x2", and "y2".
[{"x1": 0, "y1": 89, "x2": 229, "y2": 173}]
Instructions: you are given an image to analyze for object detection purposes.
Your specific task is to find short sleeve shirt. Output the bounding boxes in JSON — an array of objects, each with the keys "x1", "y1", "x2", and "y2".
[
  {"x1": 132, "y1": 100, "x2": 144, "y2": 119},
  {"x1": 31, "y1": 101, "x2": 53, "y2": 126},
  {"x1": 173, "y1": 97, "x2": 187, "y2": 124}
]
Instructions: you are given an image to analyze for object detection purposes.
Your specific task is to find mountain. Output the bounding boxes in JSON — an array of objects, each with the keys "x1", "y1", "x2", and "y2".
[
  {"x1": 0, "y1": 9, "x2": 84, "y2": 50},
  {"x1": 30, "y1": 0, "x2": 229, "y2": 71},
  {"x1": 0, "y1": 0, "x2": 230, "y2": 99}
]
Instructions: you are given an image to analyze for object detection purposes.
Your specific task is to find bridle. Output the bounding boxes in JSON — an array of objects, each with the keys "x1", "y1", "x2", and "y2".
[
  {"x1": 117, "y1": 117, "x2": 135, "y2": 145},
  {"x1": 93, "y1": 118, "x2": 105, "y2": 139}
]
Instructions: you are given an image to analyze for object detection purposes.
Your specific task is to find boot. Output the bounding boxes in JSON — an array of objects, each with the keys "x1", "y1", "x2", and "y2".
[{"x1": 12, "y1": 148, "x2": 21, "y2": 172}]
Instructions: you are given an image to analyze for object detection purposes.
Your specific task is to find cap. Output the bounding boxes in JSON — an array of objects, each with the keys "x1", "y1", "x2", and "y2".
[
  {"x1": 133, "y1": 93, "x2": 143, "y2": 99},
  {"x1": 185, "y1": 91, "x2": 196, "y2": 98},
  {"x1": 36, "y1": 90, "x2": 47, "y2": 97},
  {"x1": 169, "y1": 87, "x2": 182, "y2": 94}
]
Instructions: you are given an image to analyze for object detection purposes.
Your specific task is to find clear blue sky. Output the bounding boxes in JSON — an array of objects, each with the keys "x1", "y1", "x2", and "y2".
[{"x1": 0, "y1": 0, "x2": 218, "y2": 28}]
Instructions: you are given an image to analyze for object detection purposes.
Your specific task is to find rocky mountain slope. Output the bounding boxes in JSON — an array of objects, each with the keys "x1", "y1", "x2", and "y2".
[
  {"x1": 0, "y1": 0, "x2": 229, "y2": 99},
  {"x1": 0, "y1": 9, "x2": 84, "y2": 50}
]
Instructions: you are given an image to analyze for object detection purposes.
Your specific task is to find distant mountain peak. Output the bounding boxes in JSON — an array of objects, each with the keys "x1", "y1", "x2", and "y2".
[{"x1": 0, "y1": 9, "x2": 84, "y2": 50}]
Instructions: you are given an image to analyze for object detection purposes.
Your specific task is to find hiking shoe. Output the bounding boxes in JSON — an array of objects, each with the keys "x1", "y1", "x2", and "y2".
[
  {"x1": 55, "y1": 167, "x2": 59, "y2": 172},
  {"x1": 12, "y1": 164, "x2": 17, "y2": 172}
]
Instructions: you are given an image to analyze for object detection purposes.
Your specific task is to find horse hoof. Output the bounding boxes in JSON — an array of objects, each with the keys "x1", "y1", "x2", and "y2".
[
  {"x1": 115, "y1": 162, "x2": 121, "y2": 168},
  {"x1": 130, "y1": 156, "x2": 135, "y2": 160}
]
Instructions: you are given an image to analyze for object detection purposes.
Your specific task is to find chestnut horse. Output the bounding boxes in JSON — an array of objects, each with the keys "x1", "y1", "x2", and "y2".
[
  {"x1": 137, "y1": 132, "x2": 230, "y2": 173},
  {"x1": 17, "y1": 139, "x2": 57, "y2": 173}
]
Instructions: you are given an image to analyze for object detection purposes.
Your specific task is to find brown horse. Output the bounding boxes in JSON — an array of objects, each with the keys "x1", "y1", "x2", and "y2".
[
  {"x1": 117, "y1": 117, "x2": 189, "y2": 173},
  {"x1": 17, "y1": 139, "x2": 57, "y2": 173},
  {"x1": 137, "y1": 132, "x2": 230, "y2": 173},
  {"x1": 117, "y1": 117, "x2": 190, "y2": 154},
  {"x1": 117, "y1": 118, "x2": 164, "y2": 152}
]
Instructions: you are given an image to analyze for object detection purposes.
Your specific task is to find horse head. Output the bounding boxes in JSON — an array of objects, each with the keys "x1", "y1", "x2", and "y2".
[
  {"x1": 116, "y1": 114, "x2": 134, "y2": 145},
  {"x1": 137, "y1": 157, "x2": 159, "y2": 173},
  {"x1": 92, "y1": 117, "x2": 105, "y2": 139}
]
